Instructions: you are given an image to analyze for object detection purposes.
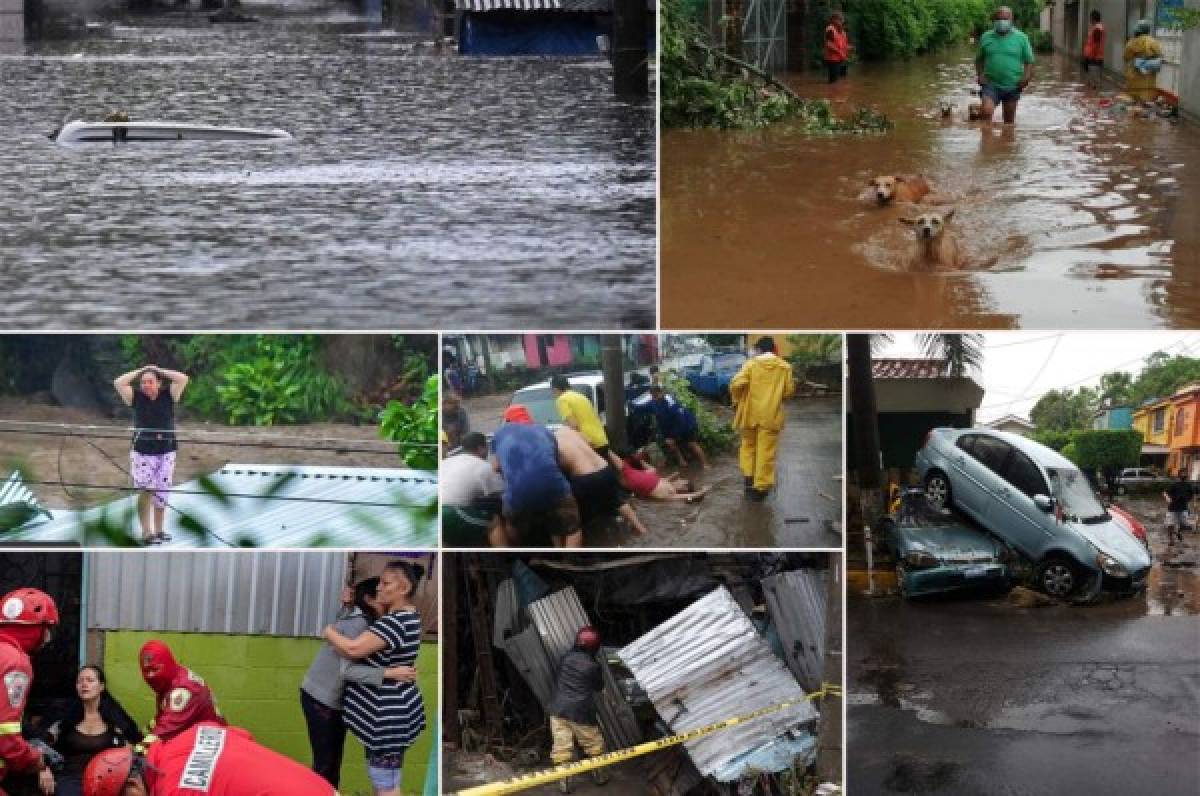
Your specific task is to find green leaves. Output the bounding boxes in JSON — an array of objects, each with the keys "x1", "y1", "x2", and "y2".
[
  {"x1": 378, "y1": 375, "x2": 439, "y2": 471},
  {"x1": 660, "y1": 371, "x2": 738, "y2": 453}
]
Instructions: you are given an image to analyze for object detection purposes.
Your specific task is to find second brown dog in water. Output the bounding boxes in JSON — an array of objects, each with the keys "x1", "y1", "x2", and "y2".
[
  {"x1": 867, "y1": 175, "x2": 932, "y2": 205},
  {"x1": 900, "y1": 209, "x2": 966, "y2": 270}
]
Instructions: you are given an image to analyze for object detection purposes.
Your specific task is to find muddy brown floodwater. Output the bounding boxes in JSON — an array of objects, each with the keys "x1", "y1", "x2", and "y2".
[{"x1": 663, "y1": 47, "x2": 1200, "y2": 329}]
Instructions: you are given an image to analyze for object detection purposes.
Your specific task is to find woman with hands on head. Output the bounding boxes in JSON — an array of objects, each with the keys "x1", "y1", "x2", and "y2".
[{"x1": 112, "y1": 364, "x2": 189, "y2": 545}]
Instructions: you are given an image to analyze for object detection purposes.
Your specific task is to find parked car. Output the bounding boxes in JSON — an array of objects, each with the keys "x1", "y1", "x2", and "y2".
[
  {"x1": 1113, "y1": 467, "x2": 1173, "y2": 495},
  {"x1": 681, "y1": 350, "x2": 747, "y2": 403},
  {"x1": 508, "y1": 371, "x2": 656, "y2": 445},
  {"x1": 916, "y1": 428, "x2": 1152, "y2": 598},
  {"x1": 879, "y1": 488, "x2": 1011, "y2": 598}
]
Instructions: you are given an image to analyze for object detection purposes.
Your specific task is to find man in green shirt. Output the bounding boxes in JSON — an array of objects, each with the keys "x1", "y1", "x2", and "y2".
[{"x1": 975, "y1": 6, "x2": 1035, "y2": 124}]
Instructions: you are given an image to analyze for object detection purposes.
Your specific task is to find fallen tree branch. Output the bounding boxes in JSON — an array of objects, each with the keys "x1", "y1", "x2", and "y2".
[{"x1": 692, "y1": 38, "x2": 803, "y2": 102}]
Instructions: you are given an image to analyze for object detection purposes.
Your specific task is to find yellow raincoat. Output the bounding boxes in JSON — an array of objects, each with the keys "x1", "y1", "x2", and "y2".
[
  {"x1": 730, "y1": 353, "x2": 796, "y2": 491},
  {"x1": 1124, "y1": 34, "x2": 1164, "y2": 102}
]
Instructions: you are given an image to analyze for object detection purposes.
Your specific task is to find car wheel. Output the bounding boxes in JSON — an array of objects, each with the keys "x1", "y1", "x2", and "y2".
[
  {"x1": 924, "y1": 471, "x2": 952, "y2": 510},
  {"x1": 1036, "y1": 557, "x2": 1081, "y2": 598}
]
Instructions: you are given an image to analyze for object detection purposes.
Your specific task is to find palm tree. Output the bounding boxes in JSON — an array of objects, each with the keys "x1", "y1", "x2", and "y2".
[{"x1": 848, "y1": 333, "x2": 983, "y2": 521}]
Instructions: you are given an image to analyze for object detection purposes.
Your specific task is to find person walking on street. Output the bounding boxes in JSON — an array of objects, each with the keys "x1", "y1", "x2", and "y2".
[
  {"x1": 548, "y1": 626, "x2": 608, "y2": 793},
  {"x1": 730, "y1": 337, "x2": 795, "y2": 501},
  {"x1": 1082, "y1": 9, "x2": 1105, "y2": 72},
  {"x1": 1124, "y1": 20, "x2": 1164, "y2": 104},
  {"x1": 824, "y1": 11, "x2": 852, "y2": 84},
  {"x1": 1164, "y1": 472, "x2": 1192, "y2": 544},
  {"x1": 975, "y1": 6, "x2": 1035, "y2": 124},
  {"x1": 113, "y1": 365, "x2": 189, "y2": 545},
  {"x1": 551, "y1": 376, "x2": 610, "y2": 459}
]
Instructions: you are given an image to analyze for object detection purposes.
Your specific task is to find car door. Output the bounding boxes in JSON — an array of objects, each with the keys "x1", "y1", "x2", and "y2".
[
  {"x1": 947, "y1": 434, "x2": 1003, "y2": 519},
  {"x1": 993, "y1": 449, "x2": 1055, "y2": 557}
]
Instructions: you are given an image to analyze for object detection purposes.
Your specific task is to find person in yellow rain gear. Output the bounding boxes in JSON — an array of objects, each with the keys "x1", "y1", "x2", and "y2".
[
  {"x1": 1124, "y1": 20, "x2": 1164, "y2": 104},
  {"x1": 730, "y1": 336, "x2": 795, "y2": 501}
]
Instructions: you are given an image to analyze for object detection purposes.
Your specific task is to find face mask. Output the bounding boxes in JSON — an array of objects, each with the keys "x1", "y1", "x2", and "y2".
[{"x1": 994, "y1": 19, "x2": 1013, "y2": 34}]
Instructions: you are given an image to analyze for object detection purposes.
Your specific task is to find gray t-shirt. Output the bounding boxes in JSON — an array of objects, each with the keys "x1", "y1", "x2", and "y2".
[
  {"x1": 441, "y1": 452, "x2": 504, "y2": 506},
  {"x1": 301, "y1": 607, "x2": 385, "y2": 710}
]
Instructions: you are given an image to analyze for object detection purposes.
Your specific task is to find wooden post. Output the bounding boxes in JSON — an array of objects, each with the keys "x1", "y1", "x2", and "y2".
[
  {"x1": 612, "y1": 0, "x2": 648, "y2": 97},
  {"x1": 815, "y1": 554, "x2": 844, "y2": 783},
  {"x1": 602, "y1": 337, "x2": 629, "y2": 450}
]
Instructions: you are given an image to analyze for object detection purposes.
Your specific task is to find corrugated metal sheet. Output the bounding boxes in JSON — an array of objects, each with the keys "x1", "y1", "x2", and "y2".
[
  {"x1": 618, "y1": 586, "x2": 818, "y2": 777},
  {"x1": 14, "y1": 464, "x2": 437, "y2": 548},
  {"x1": 87, "y1": 551, "x2": 348, "y2": 637},
  {"x1": 762, "y1": 570, "x2": 827, "y2": 692},
  {"x1": 527, "y1": 587, "x2": 641, "y2": 750}
]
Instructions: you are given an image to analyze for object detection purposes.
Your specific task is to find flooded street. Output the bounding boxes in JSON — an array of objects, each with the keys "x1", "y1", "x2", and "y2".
[
  {"x1": 847, "y1": 499, "x2": 1200, "y2": 794},
  {"x1": 662, "y1": 47, "x2": 1200, "y2": 329},
  {"x1": 0, "y1": 4, "x2": 654, "y2": 328}
]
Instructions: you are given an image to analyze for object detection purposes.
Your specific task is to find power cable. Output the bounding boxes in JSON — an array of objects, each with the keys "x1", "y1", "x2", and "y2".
[
  {"x1": 17, "y1": 479, "x2": 436, "y2": 510},
  {"x1": 0, "y1": 426, "x2": 405, "y2": 456},
  {"x1": 0, "y1": 419, "x2": 438, "y2": 448}
]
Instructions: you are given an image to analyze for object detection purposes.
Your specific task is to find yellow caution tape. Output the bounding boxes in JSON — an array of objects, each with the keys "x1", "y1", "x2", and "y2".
[
  {"x1": 453, "y1": 683, "x2": 843, "y2": 796},
  {"x1": 0, "y1": 722, "x2": 22, "y2": 734}
]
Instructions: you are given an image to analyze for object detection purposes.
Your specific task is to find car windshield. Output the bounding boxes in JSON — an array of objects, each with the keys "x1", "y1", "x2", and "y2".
[
  {"x1": 1046, "y1": 468, "x2": 1108, "y2": 523},
  {"x1": 897, "y1": 491, "x2": 957, "y2": 527},
  {"x1": 510, "y1": 387, "x2": 560, "y2": 426},
  {"x1": 714, "y1": 353, "x2": 746, "y2": 370}
]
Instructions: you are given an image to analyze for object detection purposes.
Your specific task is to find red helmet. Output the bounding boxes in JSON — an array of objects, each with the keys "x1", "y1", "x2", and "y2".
[
  {"x1": 0, "y1": 588, "x2": 59, "y2": 626},
  {"x1": 83, "y1": 746, "x2": 135, "y2": 796},
  {"x1": 575, "y1": 625, "x2": 601, "y2": 652}
]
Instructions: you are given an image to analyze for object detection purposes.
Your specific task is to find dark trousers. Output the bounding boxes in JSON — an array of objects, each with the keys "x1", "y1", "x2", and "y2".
[
  {"x1": 301, "y1": 687, "x2": 347, "y2": 787},
  {"x1": 825, "y1": 60, "x2": 848, "y2": 83}
]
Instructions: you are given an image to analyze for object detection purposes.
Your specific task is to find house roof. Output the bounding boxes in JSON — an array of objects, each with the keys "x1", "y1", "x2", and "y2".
[
  {"x1": 872, "y1": 358, "x2": 949, "y2": 379},
  {"x1": 985, "y1": 414, "x2": 1036, "y2": 431},
  {"x1": 6, "y1": 464, "x2": 437, "y2": 548}
]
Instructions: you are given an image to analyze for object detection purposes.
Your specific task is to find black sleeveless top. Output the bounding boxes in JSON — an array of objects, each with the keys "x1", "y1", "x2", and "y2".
[{"x1": 132, "y1": 389, "x2": 177, "y2": 455}]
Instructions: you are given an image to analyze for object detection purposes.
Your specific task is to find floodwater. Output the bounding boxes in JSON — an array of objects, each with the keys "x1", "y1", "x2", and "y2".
[
  {"x1": 0, "y1": 4, "x2": 654, "y2": 328},
  {"x1": 662, "y1": 47, "x2": 1200, "y2": 329}
]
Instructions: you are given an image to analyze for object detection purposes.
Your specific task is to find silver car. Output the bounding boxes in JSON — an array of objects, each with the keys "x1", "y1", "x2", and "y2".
[{"x1": 915, "y1": 428, "x2": 1151, "y2": 598}]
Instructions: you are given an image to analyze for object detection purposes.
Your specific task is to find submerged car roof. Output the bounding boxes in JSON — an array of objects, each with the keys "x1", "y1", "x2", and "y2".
[{"x1": 940, "y1": 427, "x2": 1078, "y2": 470}]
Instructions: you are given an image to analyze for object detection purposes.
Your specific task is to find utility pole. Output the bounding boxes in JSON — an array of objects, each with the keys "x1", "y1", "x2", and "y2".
[
  {"x1": 478, "y1": 335, "x2": 496, "y2": 394},
  {"x1": 815, "y1": 555, "x2": 843, "y2": 784},
  {"x1": 612, "y1": 0, "x2": 648, "y2": 97},
  {"x1": 602, "y1": 337, "x2": 629, "y2": 450}
]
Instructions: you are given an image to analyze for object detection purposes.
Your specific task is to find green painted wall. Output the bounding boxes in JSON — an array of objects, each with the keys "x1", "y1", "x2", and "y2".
[{"x1": 102, "y1": 631, "x2": 437, "y2": 796}]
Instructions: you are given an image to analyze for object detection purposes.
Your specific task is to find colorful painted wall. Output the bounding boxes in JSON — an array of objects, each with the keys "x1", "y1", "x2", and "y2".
[{"x1": 100, "y1": 630, "x2": 437, "y2": 796}]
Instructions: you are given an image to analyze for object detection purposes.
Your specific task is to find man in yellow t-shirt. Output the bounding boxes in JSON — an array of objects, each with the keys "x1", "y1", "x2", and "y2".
[
  {"x1": 730, "y1": 336, "x2": 796, "y2": 501},
  {"x1": 552, "y1": 375, "x2": 610, "y2": 458}
]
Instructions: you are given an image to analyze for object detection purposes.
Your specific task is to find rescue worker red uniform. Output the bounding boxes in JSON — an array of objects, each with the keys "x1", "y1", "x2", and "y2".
[
  {"x1": 82, "y1": 722, "x2": 334, "y2": 796},
  {"x1": 139, "y1": 642, "x2": 225, "y2": 742},
  {"x1": 0, "y1": 588, "x2": 59, "y2": 795}
]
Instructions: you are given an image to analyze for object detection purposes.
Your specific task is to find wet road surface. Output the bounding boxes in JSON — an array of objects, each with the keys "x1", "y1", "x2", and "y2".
[
  {"x1": 662, "y1": 48, "x2": 1200, "y2": 329},
  {"x1": 461, "y1": 392, "x2": 843, "y2": 548},
  {"x1": 0, "y1": 5, "x2": 654, "y2": 328},
  {"x1": 847, "y1": 499, "x2": 1200, "y2": 795}
]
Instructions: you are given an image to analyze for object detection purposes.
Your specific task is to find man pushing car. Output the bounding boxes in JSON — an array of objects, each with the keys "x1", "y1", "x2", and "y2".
[{"x1": 82, "y1": 721, "x2": 335, "y2": 796}]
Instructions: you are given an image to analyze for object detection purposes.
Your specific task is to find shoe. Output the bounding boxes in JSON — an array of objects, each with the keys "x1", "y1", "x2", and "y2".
[
  {"x1": 592, "y1": 770, "x2": 610, "y2": 787},
  {"x1": 744, "y1": 476, "x2": 753, "y2": 488},
  {"x1": 558, "y1": 776, "x2": 572, "y2": 793},
  {"x1": 746, "y1": 488, "x2": 769, "y2": 502},
  {"x1": 157, "y1": 532, "x2": 173, "y2": 542}
]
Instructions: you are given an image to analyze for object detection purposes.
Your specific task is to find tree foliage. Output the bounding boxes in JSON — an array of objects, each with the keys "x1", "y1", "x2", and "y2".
[
  {"x1": 660, "y1": 371, "x2": 737, "y2": 453},
  {"x1": 379, "y1": 375, "x2": 439, "y2": 470},
  {"x1": 1030, "y1": 387, "x2": 1097, "y2": 432},
  {"x1": 1067, "y1": 430, "x2": 1143, "y2": 471}
]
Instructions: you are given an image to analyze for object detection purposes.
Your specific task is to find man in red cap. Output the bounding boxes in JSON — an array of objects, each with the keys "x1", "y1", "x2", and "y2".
[
  {"x1": 0, "y1": 588, "x2": 59, "y2": 795},
  {"x1": 139, "y1": 641, "x2": 225, "y2": 741},
  {"x1": 547, "y1": 626, "x2": 607, "y2": 792},
  {"x1": 82, "y1": 721, "x2": 334, "y2": 796},
  {"x1": 492, "y1": 403, "x2": 582, "y2": 546}
]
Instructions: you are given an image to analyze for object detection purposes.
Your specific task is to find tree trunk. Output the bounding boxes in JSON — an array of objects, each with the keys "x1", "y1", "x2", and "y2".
[
  {"x1": 602, "y1": 338, "x2": 629, "y2": 451},
  {"x1": 848, "y1": 334, "x2": 883, "y2": 522}
]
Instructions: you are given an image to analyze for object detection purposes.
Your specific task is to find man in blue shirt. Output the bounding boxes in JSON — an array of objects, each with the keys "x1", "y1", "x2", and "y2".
[
  {"x1": 493, "y1": 404, "x2": 582, "y2": 547},
  {"x1": 648, "y1": 386, "x2": 709, "y2": 469}
]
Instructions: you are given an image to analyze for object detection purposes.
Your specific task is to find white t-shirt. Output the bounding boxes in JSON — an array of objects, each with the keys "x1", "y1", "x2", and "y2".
[{"x1": 440, "y1": 452, "x2": 504, "y2": 506}]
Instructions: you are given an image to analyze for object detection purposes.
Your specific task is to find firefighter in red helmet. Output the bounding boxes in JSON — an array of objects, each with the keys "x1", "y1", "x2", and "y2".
[
  {"x1": 81, "y1": 722, "x2": 334, "y2": 796},
  {"x1": 547, "y1": 625, "x2": 607, "y2": 793},
  {"x1": 138, "y1": 641, "x2": 225, "y2": 742},
  {"x1": 0, "y1": 588, "x2": 60, "y2": 796}
]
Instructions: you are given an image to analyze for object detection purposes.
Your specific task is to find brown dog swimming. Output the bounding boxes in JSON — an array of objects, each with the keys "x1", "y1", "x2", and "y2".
[
  {"x1": 868, "y1": 175, "x2": 932, "y2": 205},
  {"x1": 900, "y1": 209, "x2": 966, "y2": 270}
]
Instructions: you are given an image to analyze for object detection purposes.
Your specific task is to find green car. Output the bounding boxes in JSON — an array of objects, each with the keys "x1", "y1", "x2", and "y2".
[{"x1": 879, "y1": 489, "x2": 1012, "y2": 598}]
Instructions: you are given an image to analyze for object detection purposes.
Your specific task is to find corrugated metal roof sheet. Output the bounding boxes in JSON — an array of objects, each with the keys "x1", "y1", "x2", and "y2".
[
  {"x1": 527, "y1": 587, "x2": 642, "y2": 749},
  {"x1": 762, "y1": 570, "x2": 827, "y2": 692},
  {"x1": 87, "y1": 551, "x2": 348, "y2": 637},
  {"x1": 10, "y1": 464, "x2": 437, "y2": 548},
  {"x1": 872, "y1": 358, "x2": 948, "y2": 379},
  {"x1": 617, "y1": 586, "x2": 818, "y2": 777}
]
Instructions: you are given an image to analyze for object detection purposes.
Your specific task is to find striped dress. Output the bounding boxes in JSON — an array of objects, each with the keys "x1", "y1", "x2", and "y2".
[{"x1": 342, "y1": 609, "x2": 426, "y2": 756}]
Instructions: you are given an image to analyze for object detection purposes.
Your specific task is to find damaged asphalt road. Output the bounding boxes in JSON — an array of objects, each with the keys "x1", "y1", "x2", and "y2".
[{"x1": 848, "y1": 507, "x2": 1200, "y2": 795}]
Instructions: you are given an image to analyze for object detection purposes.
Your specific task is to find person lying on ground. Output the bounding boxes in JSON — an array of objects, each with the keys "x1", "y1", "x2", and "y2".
[
  {"x1": 82, "y1": 722, "x2": 335, "y2": 796},
  {"x1": 555, "y1": 426, "x2": 648, "y2": 539},
  {"x1": 138, "y1": 641, "x2": 224, "y2": 742},
  {"x1": 441, "y1": 433, "x2": 508, "y2": 548},
  {"x1": 493, "y1": 405, "x2": 582, "y2": 547},
  {"x1": 647, "y1": 387, "x2": 709, "y2": 470},
  {"x1": 609, "y1": 448, "x2": 712, "y2": 503},
  {"x1": 112, "y1": 365, "x2": 189, "y2": 545},
  {"x1": 975, "y1": 6, "x2": 1034, "y2": 125},
  {"x1": 37, "y1": 665, "x2": 142, "y2": 796}
]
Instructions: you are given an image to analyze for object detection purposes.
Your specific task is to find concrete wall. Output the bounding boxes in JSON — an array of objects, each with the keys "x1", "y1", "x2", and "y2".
[
  {"x1": 100, "y1": 630, "x2": 438, "y2": 796},
  {"x1": 0, "y1": 0, "x2": 22, "y2": 44},
  {"x1": 1180, "y1": 14, "x2": 1200, "y2": 117}
]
